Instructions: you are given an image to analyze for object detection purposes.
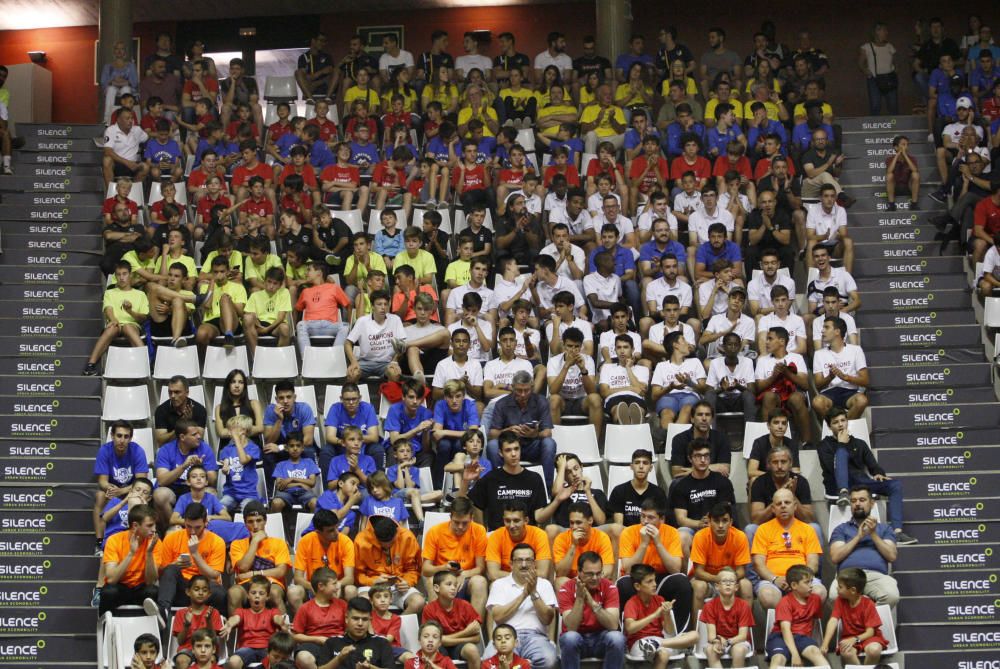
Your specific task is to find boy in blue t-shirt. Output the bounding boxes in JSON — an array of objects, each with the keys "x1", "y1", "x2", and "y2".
[
  {"x1": 327, "y1": 425, "x2": 376, "y2": 488},
  {"x1": 349, "y1": 125, "x2": 380, "y2": 175},
  {"x1": 311, "y1": 471, "x2": 363, "y2": 535},
  {"x1": 374, "y1": 210, "x2": 405, "y2": 267},
  {"x1": 171, "y1": 465, "x2": 229, "y2": 526},
  {"x1": 217, "y1": 415, "x2": 264, "y2": 515},
  {"x1": 383, "y1": 380, "x2": 434, "y2": 467},
  {"x1": 359, "y1": 471, "x2": 410, "y2": 526},
  {"x1": 386, "y1": 440, "x2": 443, "y2": 520},
  {"x1": 143, "y1": 118, "x2": 183, "y2": 182},
  {"x1": 270, "y1": 432, "x2": 320, "y2": 512}
]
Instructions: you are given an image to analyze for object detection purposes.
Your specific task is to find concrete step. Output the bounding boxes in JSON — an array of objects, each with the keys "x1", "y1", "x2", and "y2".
[
  {"x1": 873, "y1": 425, "x2": 998, "y2": 449},
  {"x1": 0, "y1": 416, "x2": 102, "y2": 441},
  {"x1": 852, "y1": 254, "x2": 964, "y2": 277},
  {"x1": 839, "y1": 168, "x2": 940, "y2": 186},
  {"x1": 875, "y1": 443, "x2": 1000, "y2": 475},
  {"x1": 0, "y1": 285, "x2": 103, "y2": 301},
  {"x1": 19, "y1": 137, "x2": 104, "y2": 153},
  {"x1": 0, "y1": 302, "x2": 101, "y2": 320},
  {"x1": 843, "y1": 210, "x2": 944, "y2": 227},
  {"x1": 0, "y1": 580, "x2": 97, "y2": 608},
  {"x1": 0, "y1": 163, "x2": 102, "y2": 178},
  {"x1": 2, "y1": 234, "x2": 104, "y2": 253},
  {"x1": 0, "y1": 483, "x2": 98, "y2": 511},
  {"x1": 0, "y1": 204, "x2": 102, "y2": 222},
  {"x1": 863, "y1": 323, "x2": 982, "y2": 349},
  {"x1": 0, "y1": 457, "x2": 105, "y2": 488},
  {"x1": 897, "y1": 625, "x2": 1000, "y2": 654},
  {"x1": 6, "y1": 220, "x2": 105, "y2": 236},
  {"x1": 900, "y1": 497, "x2": 1000, "y2": 523},
  {"x1": 861, "y1": 308, "x2": 971, "y2": 328},
  {"x1": 839, "y1": 115, "x2": 927, "y2": 132},
  {"x1": 866, "y1": 345, "x2": 983, "y2": 367},
  {"x1": 897, "y1": 595, "x2": 1000, "y2": 625},
  {"x1": 11, "y1": 150, "x2": 103, "y2": 166},
  {"x1": 899, "y1": 472, "x2": 1000, "y2": 500},
  {"x1": 900, "y1": 651, "x2": 1000, "y2": 669},
  {"x1": 1, "y1": 191, "x2": 104, "y2": 206},
  {"x1": 0, "y1": 175, "x2": 106, "y2": 192},
  {"x1": 0, "y1": 336, "x2": 99, "y2": 357},
  {"x1": 847, "y1": 223, "x2": 937, "y2": 243},
  {"x1": 16, "y1": 123, "x2": 105, "y2": 138},
  {"x1": 867, "y1": 385, "x2": 985, "y2": 407},
  {"x1": 0, "y1": 265, "x2": 103, "y2": 285},
  {"x1": 869, "y1": 362, "x2": 992, "y2": 388},
  {"x1": 0, "y1": 605, "x2": 100, "y2": 635},
  {"x1": 892, "y1": 521, "x2": 997, "y2": 546},
  {"x1": 855, "y1": 272, "x2": 968, "y2": 292},
  {"x1": 852, "y1": 239, "x2": 959, "y2": 260},
  {"x1": 0, "y1": 250, "x2": 101, "y2": 268},
  {"x1": 857, "y1": 289, "x2": 971, "y2": 313},
  {"x1": 853, "y1": 145, "x2": 935, "y2": 162},
  {"x1": 0, "y1": 631, "x2": 96, "y2": 664},
  {"x1": 895, "y1": 568, "x2": 1000, "y2": 597},
  {"x1": 869, "y1": 402, "x2": 1000, "y2": 431},
  {"x1": 0, "y1": 318, "x2": 101, "y2": 338},
  {"x1": 0, "y1": 554, "x2": 97, "y2": 581}
]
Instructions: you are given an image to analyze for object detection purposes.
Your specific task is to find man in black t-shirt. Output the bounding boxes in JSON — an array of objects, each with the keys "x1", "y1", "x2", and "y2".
[
  {"x1": 744, "y1": 189, "x2": 795, "y2": 270},
  {"x1": 747, "y1": 409, "x2": 801, "y2": 482},
  {"x1": 417, "y1": 30, "x2": 455, "y2": 87},
  {"x1": 669, "y1": 439, "x2": 736, "y2": 554},
  {"x1": 154, "y1": 375, "x2": 208, "y2": 447},
  {"x1": 493, "y1": 32, "x2": 531, "y2": 88},
  {"x1": 537, "y1": 454, "x2": 609, "y2": 541},
  {"x1": 607, "y1": 449, "x2": 667, "y2": 529},
  {"x1": 318, "y1": 597, "x2": 395, "y2": 669},
  {"x1": 656, "y1": 27, "x2": 695, "y2": 78},
  {"x1": 464, "y1": 431, "x2": 547, "y2": 530},
  {"x1": 745, "y1": 444, "x2": 821, "y2": 547},
  {"x1": 573, "y1": 35, "x2": 613, "y2": 85},
  {"x1": 296, "y1": 32, "x2": 336, "y2": 101},
  {"x1": 668, "y1": 401, "x2": 730, "y2": 478}
]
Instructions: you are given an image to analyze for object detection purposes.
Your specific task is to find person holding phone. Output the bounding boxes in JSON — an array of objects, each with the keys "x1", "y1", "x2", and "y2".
[{"x1": 485, "y1": 370, "x2": 557, "y2": 487}]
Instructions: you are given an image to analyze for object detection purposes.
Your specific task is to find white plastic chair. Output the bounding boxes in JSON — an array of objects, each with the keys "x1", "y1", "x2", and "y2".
[
  {"x1": 819, "y1": 418, "x2": 870, "y2": 444},
  {"x1": 202, "y1": 345, "x2": 250, "y2": 382},
  {"x1": 105, "y1": 180, "x2": 146, "y2": 207},
  {"x1": 583, "y1": 464, "x2": 605, "y2": 492},
  {"x1": 233, "y1": 511, "x2": 287, "y2": 545},
  {"x1": 580, "y1": 152, "x2": 597, "y2": 176},
  {"x1": 153, "y1": 346, "x2": 201, "y2": 382},
  {"x1": 102, "y1": 385, "x2": 152, "y2": 422},
  {"x1": 730, "y1": 450, "x2": 749, "y2": 504},
  {"x1": 399, "y1": 613, "x2": 420, "y2": 652},
  {"x1": 693, "y1": 608, "x2": 755, "y2": 660},
  {"x1": 608, "y1": 464, "x2": 657, "y2": 490},
  {"x1": 985, "y1": 297, "x2": 1000, "y2": 328},
  {"x1": 742, "y1": 421, "x2": 770, "y2": 458},
  {"x1": 515, "y1": 128, "x2": 536, "y2": 152},
  {"x1": 665, "y1": 423, "x2": 692, "y2": 451},
  {"x1": 835, "y1": 604, "x2": 898, "y2": 656},
  {"x1": 323, "y1": 382, "x2": 372, "y2": 416},
  {"x1": 269, "y1": 384, "x2": 319, "y2": 417},
  {"x1": 104, "y1": 347, "x2": 151, "y2": 380},
  {"x1": 264, "y1": 75, "x2": 298, "y2": 102},
  {"x1": 552, "y1": 424, "x2": 601, "y2": 464},
  {"x1": 157, "y1": 384, "x2": 206, "y2": 406},
  {"x1": 302, "y1": 346, "x2": 346, "y2": 381},
  {"x1": 333, "y1": 209, "x2": 365, "y2": 234},
  {"x1": 453, "y1": 208, "x2": 494, "y2": 235},
  {"x1": 604, "y1": 423, "x2": 655, "y2": 464},
  {"x1": 624, "y1": 609, "x2": 687, "y2": 661},
  {"x1": 251, "y1": 346, "x2": 299, "y2": 381},
  {"x1": 525, "y1": 465, "x2": 550, "y2": 501},
  {"x1": 798, "y1": 451, "x2": 827, "y2": 502},
  {"x1": 764, "y1": 609, "x2": 829, "y2": 667},
  {"x1": 100, "y1": 612, "x2": 162, "y2": 669},
  {"x1": 293, "y1": 511, "x2": 314, "y2": 552},
  {"x1": 827, "y1": 503, "x2": 881, "y2": 541},
  {"x1": 411, "y1": 207, "x2": 453, "y2": 234}
]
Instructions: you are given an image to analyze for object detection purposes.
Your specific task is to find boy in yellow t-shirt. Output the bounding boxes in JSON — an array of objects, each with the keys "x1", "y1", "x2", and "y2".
[
  {"x1": 443, "y1": 236, "x2": 474, "y2": 311},
  {"x1": 243, "y1": 238, "x2": 282, "y2": 293},
  {"x1": 195, "y1": 255, "x2": 248, "y2": 353},
  {"x1": 243, "y1": 267, "x2": 292, "y2": 354},
  {"x1": 393, "y1": 226, "x2": 437, "y2": 286},
  {"x1": 83, "y1": 261, "x2": 151, "y2": 375}
]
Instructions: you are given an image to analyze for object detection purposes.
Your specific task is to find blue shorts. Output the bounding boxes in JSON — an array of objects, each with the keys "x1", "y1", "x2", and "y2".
[
  {"x1": 234, "y1": 647, "x2": 267, "y2": 666},
  {"x1": 765, "y1": 632, "x2": 817, "y2": 659},
  {"x1": 821, "y1": 386, "x2": 860, "y2": 408},
  {"x1": 273, "y1": 487, "x2": 318, "y2": 506},
  {"x1": 655, "y1": 392, "x2": 700, "y2": 414}
]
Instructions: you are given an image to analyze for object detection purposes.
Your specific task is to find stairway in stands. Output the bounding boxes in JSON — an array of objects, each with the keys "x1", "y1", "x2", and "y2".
[
  {"x1": 0, "y1": 123, "x2": 105, "y2": 667},
  {"x1": 839, "y1": 115, "x2": 1000, "y2": 667}
]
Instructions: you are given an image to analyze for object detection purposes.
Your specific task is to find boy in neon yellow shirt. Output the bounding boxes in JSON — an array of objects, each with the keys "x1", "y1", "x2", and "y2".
[
  {"x1": 195, "y1": 255, "x2": 248, "y2": 352},
  {"x1": 243, "y1": 267, "x2": 292, "y2": 354},
  {"x1": 83, "y1": 261, "x2": 150, "y2": 375}
]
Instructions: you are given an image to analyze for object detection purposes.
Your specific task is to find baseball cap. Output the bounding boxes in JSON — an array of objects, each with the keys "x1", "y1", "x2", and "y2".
[{"x1": 956, "y1": 96, "x2": 974, "y2": 109}]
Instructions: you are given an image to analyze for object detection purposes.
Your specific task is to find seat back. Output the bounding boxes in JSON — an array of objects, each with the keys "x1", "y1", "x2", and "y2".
[
  {"x1": 264, "y1": 75, "x2": 298, "y2": 100},
  {"x1": 552, "y1": 424, "x2": 601, "y2": 463},
  {"x1": 604, "y1": 423, "x2": 655, "y2": 463}
]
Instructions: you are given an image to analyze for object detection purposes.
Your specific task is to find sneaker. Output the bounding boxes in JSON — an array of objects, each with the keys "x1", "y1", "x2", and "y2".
[
  {"x1": 391, "y1": 337, "x2": 407, "y2": 356},
  {"x1": 1, "y1": 165, "x2": 12, "y2": 176},
  {"x1": 82, "y1": 362, "x2": 99, "y2": 376},
  {"x1": 90, "y1": 587, "x2": 102, "y2": 608},
  {"x1": 426, "y1": 197, "x2": 438, "y2": 207},
  {"x1": 894, "y1": 530, "x2": 918, "y2": 545},
  {"x1": 910, "y1": 200, "x2": 920, "y2": 211},
  {"x1": 324, "y1": 253, "x2": 342, "y2": 267},
  {"x1": 884, "y1": 201, "x2": 897, "y2": 212},
  {"x1": 929, "y1": 189, "x2": 947, "y2": 204},
  {"x1": 836, "y1": 488, "x2": 850, "y2": 508},
  {"x1": 93, "y1": 541, "x2": 103, "y2": 557},
  {"x1": 628, "y1": 402, "x2": 645, "y2": 425},
  {"x1": 522, "y1": 117, "x2": 533, "y2": 129},
  {"x1": 835, "y1": 192, "x2": 856, "y2": 209},
  {"x1": 143, "y1": 597, "x2": 166, "y2": 629},
  {"x1": 413, "y1": 369, "x2": 426, "y2": 386},
  {"x1": 223, "y1": 332, "x2": 235, "y2": 350},
  {"x1": 194, "y1": 289, "x2": 212, "y2": 309},
  {"x1": 173, "y1": 337, "x2": 187, "y2": 349},
  {"x1": 513, "y1": 118, "x2": 523, "y2": 130}
]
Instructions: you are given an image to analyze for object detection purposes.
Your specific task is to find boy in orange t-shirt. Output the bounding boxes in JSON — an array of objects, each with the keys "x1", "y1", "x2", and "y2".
[
  {"x1": 227, "y1": 501, "x2": 291, "y2": 613},
  {"x1": 688, "y1": 503, "x2": 752, "y2": 622},
  {"x1": 551, "y1": 503, "x2": 615, "y2": 586}
]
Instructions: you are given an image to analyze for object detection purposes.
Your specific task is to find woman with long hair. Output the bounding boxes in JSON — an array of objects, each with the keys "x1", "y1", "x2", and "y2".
[{"x1": 214, "y1": 368, "x2": 264, "y2": 441}]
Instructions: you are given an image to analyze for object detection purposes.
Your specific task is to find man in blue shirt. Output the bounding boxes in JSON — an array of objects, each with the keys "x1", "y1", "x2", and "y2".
[
  {"x1": 695, "y1": 223, "x2": 743, "y2": 279},
  {"x1": 151, "y1": 418, "x2": 218, "y2": 528},
  {"x1": 263, "y1": 380, "x2": 317, "y2": 481},
  {"x1": 623, "y1": 109, "x2": 659, "y2": 161},
  {"x1": 615, "y1": 34, "x2": 656, "y2": 82},
  {"x1": 322, "y1": 384, "x2": 383, "y2": 480},
  {"x1": 790, "y1": 100, "x2": 834, "y2": 153},
  {"x1": 93, "y1": 419, "x2": 150, "y2": 555},
  {"x1": 384, "y1": 379, "x2": 435, "y2": 467},
  {"x1": 664, "y1": 103, "x2": 705, "y2": 157},
  {"x1": 639, "y1": 217, "x2": 686, "y2": 281},
  {"x1": 970, "y1": 50, "x2": 999, "y2": 104},
  {"x1": 746, "y1": 101, "x2": 789, "y2": 159},
  {"x1": 705, "y1": 103, "x2": 744, "y2": 157},
  {"x1": 588, "y1": 224, "x2": 642, "y2": 319},
  {"x1": 828, "y1": 485, "x2": 899, "y2": 608}
]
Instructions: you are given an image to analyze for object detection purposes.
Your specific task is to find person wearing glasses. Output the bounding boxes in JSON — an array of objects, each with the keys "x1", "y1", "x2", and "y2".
[
  {"x1": 556, "y1": 550, "x2": 626, "y2": 669},
  {"x1": 750, "y1": 488, "x2": 826, "y2": 610},
  {"x1": 323, "y1": 383, "x2": 383, "y2": 485},
  {"x1": 484, "y1": 544, "x2": 559, "y2": 669}
]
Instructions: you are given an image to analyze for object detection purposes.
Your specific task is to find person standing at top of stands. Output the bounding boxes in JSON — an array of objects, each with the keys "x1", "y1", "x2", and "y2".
[
  {"x1": 155, "y1": 375, "x2": 209, "y2": 447},
  {"x1": 668, "y1": 401, "x2": 730, "y2": 478},
  {"x1": 103, "y1": 107, "x2": 149, "y2": 187},
  {"x1": 296, "y1": 32, "x2": 337, "y2": 101},
  {"x1": 818, "y1": 409, "x2": 916, "y2": 545},
  {"x1": 828, "y1": 485, "x2": 901, "y2": 606}
]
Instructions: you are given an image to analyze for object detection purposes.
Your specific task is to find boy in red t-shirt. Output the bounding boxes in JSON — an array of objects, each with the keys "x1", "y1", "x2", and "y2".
[
  {"x1": 623, "y1": 564, "x2": 699, "y2": 667},
  {"x1": 764, "y1": 564, "x2": 826, "y2": 668},
  {"x1": 103, "y1": 178, "x2": 140, "y2": 227},
  {"x1": 421, "y1": 571, "x2": 482, "y2": 667},
  {"x1": 321, "y1": 142, "x2": 368, "y2": 210},
  {"x1": 544, "y1": 146, "x2": 582, "y2": 190},
  {"x1": 712, "y1": 142, "x2": 754, "y2": 204},
  {"x1": 453, "y1": 141, "x2": 493, "y2": 210},
  {"x1": 371, "y1": 582, "x2": 415, "y2": 664},
  {"x1": 290, "y1": 567, "x2": 348, "y2": 669},
  {"x1": 267, "y1": 102, "x2": 293, "y2": 145},
  {"x1": 627, "y1": 136, "x2": 669, "y2": 215},
  {"x1": 225, "y1": 103, "x2": 260, "y2": 143},
  {"x1": 221, "y1": 576, "x2": 287, "y2": 669},
  {"x1": 307, "y1": 100, "x2": 340, "y2": 149},
  {"x1": 481, "y1": 624, "x2": 531, "y2": 669},
  {"x1": 699, "y1": 566, "x2": 754, "y2": 668},
  {"x1": 820, "y1": 568, "x2": 888, "y2": 666},
  {"x1": 189, "y1": 629, "x2": 223, "y2": 669},
  {"x1": 372, "y1": 146, "x2": 415, "y2": 224},
  {"x1": 171, "y1": 575, "x2": 224, "y2": 669},
  {"x1": 404, "y1": 621, "x2": 458, "y2": 669}
]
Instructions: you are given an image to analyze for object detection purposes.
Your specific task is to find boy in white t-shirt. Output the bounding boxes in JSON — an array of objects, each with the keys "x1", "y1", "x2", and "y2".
[
  {"x1": 547, "y1": 327, "x2": 602, "y2": 433},
  {"x1": 642, "y1": 295, "x2": 697, "y2": 363},
  {"x1": 812, "y1": 316, "x2": 869, "y2": 420},
  {"x1": 699, "y1": 286, "x2": 755, "y2": 360},
  {"x1": 598, "y1": 334, "x2": 650, "y2": 425},
  {"x1": 756, "y1": 285, "x2": 806, "y2": 354},
  {"x1": 583, "y1": 250, "x2": 623, "y2": 328},
  {"x1": 448, "y1": 291, "x2": 495, "y2": 363},
  {"x1": 545, "y1": 290, "x2": 595, "y2": 356},
  {"x1": 705, "y1": 332, "x2": 757, "y2": 421},
  {"x1": 345, "y1": 289, "x2": 406, "y2": 383},
  {"x1": 806, "y1": 183, "x2": 854, "y2": 273},
  {"x1": 597, "y1": 303, "x2": 642, "y2": 365},
  {"x1": 431, "y1": 327, "x2": 485, "y2": 404},
  {"x1": 811, "y1": 287, "x2": 858, "y2": 350}
]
